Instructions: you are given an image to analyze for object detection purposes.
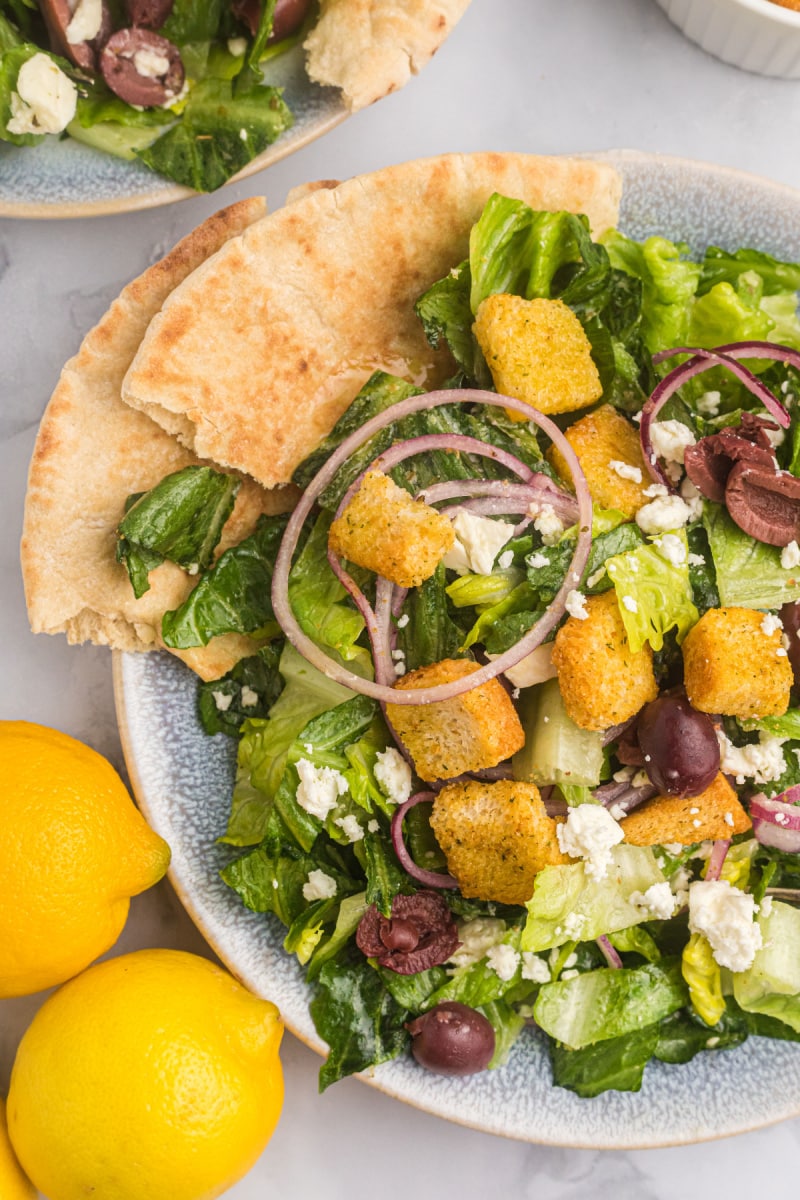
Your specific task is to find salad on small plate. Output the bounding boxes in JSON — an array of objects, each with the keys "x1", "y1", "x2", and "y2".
[{"x1": 109, "y1": 182, "x2": 800, "y2": 1102}]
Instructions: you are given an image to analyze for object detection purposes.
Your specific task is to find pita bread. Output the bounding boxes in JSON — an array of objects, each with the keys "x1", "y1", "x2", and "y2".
[
  {"x1": 122, "y1": 152, "x2": 622, "y2": 489},
  {"x1": 21, "y1": 196, "x2": 295, "y2": 681},
  {"x1": 304, "y1": 0, "x2": 472, "y2": 111}
]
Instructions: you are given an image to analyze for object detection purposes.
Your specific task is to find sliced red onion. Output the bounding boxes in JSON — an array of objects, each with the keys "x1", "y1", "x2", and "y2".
[
  {"x1": 641, "y1": 343, "x2": 792, "y2": 489},
  {"x1": 596, "y1": 935, "x2": 622, "y2": 969},
  {"x1": 704, "y1": 839, "x2": 731, "y2": 882},
  {"x1": 271, "y1": 389, "x2": 593, "y2": 706},
  {"x1": 594, "y1": 778, "x2": 658, "y2": 816},
  {"x1": 418, "y1": 476, "x2": 579, "y2": 523},
  {"x1": 750, "y1": 791, "x2": 800, "y2": 853},
  {"x1": 391, "y1": 792, "x2": 459, "y2": 889},
  {"x1": 765, "y1": 888, "x2": 800, "y2": 904}
]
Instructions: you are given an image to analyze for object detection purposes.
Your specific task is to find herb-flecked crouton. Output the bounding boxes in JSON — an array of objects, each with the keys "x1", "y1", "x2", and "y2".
[
  {"x1": 430, "y1": 779, "x2": 569, "y2": 905},
  {"x1": 682, "y1": 607, "x2": 792, "y2": 719},
  {"x1": 385, "y1": 658, "x2": 524, "y2": 783},
  {"x1": 328, "y1": 470, "x2": 454, "y2": 588},
  {"x1": 546, "y1": 403, "x2": 651, "y2": 518},
  {"x1": 551, "y1": 590, "x2": 658, "y2": 730},
  {"x1": 620, "y1": 773, "x2": 751, "y2": 846},
  {"x1": 473, "y1": 294, "x2": 602, "y2": 416}
]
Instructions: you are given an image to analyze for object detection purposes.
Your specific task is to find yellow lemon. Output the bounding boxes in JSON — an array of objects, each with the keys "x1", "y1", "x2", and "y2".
[
  {"x1": 0, "y1": 720, "x2": 170, "y2": 997},
  {"x1": 0, "y1": 1098, "x2": 35, "y2": 1200},
  {"x1": 7, "y1": 949, "x2": 284, "y2": 1200}
]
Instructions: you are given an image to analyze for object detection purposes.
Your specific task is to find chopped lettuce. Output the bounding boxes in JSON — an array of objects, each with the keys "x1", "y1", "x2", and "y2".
[
  {"x1": 733, "y1": 902, "x2": 800, "y2": 1034},
  {"x1": 703, "y1": 502, "x2": 800, "y2": 609},
  {"x1": 550, "y1": 1024, "x2": 660, "y2": 1097},
  {"x1": 605, "y1": 530, "x2": 699, "y2": 652},
  {"x1": 310, "y1": 960, "x2": 410, "y2": 1091},
  {"x1": 197, "y1": 642, "x2": 285, "y2": 737},
  {"x1": 116, "y1": 465, "x2": 240, "y2": 599},
  {"x1": 602, "y1": 231, "x2": 701, "y2": 353},
  {"x1": 520, "y1": 845, "x2": 667, "y2": 952},
  {"x1": 534, "y1": 960, "x2": 688, "y2": 1050}
]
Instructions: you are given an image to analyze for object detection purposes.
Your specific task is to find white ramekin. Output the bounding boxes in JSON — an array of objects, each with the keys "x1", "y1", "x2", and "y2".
[{"x1": 655, "y1": 0, "x2": 800, "y2": 77}]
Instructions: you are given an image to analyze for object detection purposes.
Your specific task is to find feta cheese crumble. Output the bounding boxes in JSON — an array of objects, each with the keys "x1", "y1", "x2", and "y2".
[
  {"x1": 688, "y1": 880, "x2": 762, "y2": 972},
  {"x1": 302, "y1": 869, "x2": 338, "y2": 901},
  {"x1": 565, "y1": 589, "x2": 589, "y2": 620},
  {"x1": 628, "y1": 882, "x2": 676, "y2": 921},
  {"x1": 448, "y1": 918, "x2": 506, "y2": 969},
  {"x1": 211, "y1": 690, "x2": 232, "y2": 712},
  {"x1": 761, "y1": 613, "x2": 783, "y2": 637},
  {"x1": 488, "y1": 643, "x2": 556, "y2": 689},
  {"x1": 240, "y1": 686, "x2": 259, "y2": 707},
  {"x1": 486, "y1": 943, "x2": 520, "y2": 982},
  {"x1": 528, "y1": 551, "x2": 550, "y2": 569},
  {"x1": 781, "y1": 540, "x2": 800, "y2": 570},
  {"x1": 621, "y1": 594, "x2": 638, "y2": 614},
  {"x1": 556, "y1": 805, "x2": 624, "y2": 881},
  {"x1": 497, "y1": 549, "x2": 515, "y2": 570},
  {"x1": 443, "y1": 511, "x2": 514, "y2": 576},
  {"x1": 649, "y1": 419, "x2": 696, "y2": 466},
  {"x1": 635, "y1": 494, "x2": 693, "y2": 535},
  {"x1": 334, "y1": 814, "x2": 364, "y2": 843},
  {"x1": 374, "y1": 747, "x2": 412, "y2": 805},
  {"x1": 653, "y1": 533, "x2": 687, "y2": 567},
  {"x1": 716, "y1": 729, "x2": 787, "y2": 786},
  {"x1": 530, "y1": 503, "x2": 564, "y2": 546},
  {"x1": 7, "y1": 54, "x2": 77, "y2": 136},
  {"x1": 66, "y1": 0, "x2": 103, "y2": 43},
  {"x1": 609, "y1": 459, "x2": 643, "y2": 483},
  {"x1": 521, "y1": 952, "x2": 550, "y2": 984},
  {"x1": 133, "y1": 48, "x2": 171, "y2": 78},
  {"x1": 295, "y1": 759, "x2": 348, "y2": 820}
]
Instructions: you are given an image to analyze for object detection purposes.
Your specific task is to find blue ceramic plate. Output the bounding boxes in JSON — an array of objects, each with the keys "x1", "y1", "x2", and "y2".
[
  {"x1": 0, "y1": 43, "x2": 346, "y2": 219},
  {"x1": 114, "y1": 151, "x2": 800, "y2": 1146}
]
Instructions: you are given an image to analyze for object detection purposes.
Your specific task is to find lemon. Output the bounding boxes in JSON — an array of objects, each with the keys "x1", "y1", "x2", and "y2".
[
  {"x1": 0, "y1": 1098, "x2": 35, "y2": 1200},
  {"x1": 7, "y1": 949, "x2": 284, "y2": 1200},
  {"x1": 0, "y1": 720, "x2": 170, "y2": 997}
]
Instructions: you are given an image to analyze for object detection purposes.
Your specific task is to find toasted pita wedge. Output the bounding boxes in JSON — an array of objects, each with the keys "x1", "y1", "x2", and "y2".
[
  {"x1": 304, "y1": 0, "x2": 472, "y2": 111},
  {"x1": 21, "y1": 197, "x2": 294, "y2": 681},
  {"x1": 121, "y1": 152, "x2": 621, "y2": 489}
]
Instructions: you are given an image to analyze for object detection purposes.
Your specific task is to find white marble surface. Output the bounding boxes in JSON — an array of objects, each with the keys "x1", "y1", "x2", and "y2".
[{"x1": 3, "y1": 0, "x2": 800, "y2": 1195}]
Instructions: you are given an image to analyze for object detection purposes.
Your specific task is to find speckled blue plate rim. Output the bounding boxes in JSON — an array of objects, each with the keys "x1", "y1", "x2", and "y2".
[{"x1": 112, "y1": 149, "x2": 800, "y2": 1147}]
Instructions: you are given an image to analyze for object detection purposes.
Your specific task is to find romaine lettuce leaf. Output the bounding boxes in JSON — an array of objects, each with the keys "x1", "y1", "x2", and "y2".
[
  {"x1": 520, "y1": 845, "x2": 667, "y2": 952},
  {"x1": 602, "y1": 231, "x2": 701, "y2": 353},
  {"x1": 549, "y1": 1023, "x2": 660, "y2": 1097},
  {"x1": 534, "y1": 959, "x2": 688, "y2": 1049},
  {"x1": 117, "y1": 465, "x2": 240, "y2": 599},
  {"x1": 310, "y1": 960, "x2": 410, "y2": 1091},
  {"x1": 197, "y1": 641, "x2": 284, "y2": 737},
  {"x1": 733, "y1": 901, "x2": 800, "y2": 1033},
  {"x1": 287, "y1": 511, "x2": 368, "y2": 666},
  {"x1": 700, "y1": 245, "x2": 800, "y2": 297},
  {"x1": 703, "y1": 502, "x2": 800, "y2": 609},
  {"x1": 160, "y1": 512, "x2": 287, "y2": 647},
  {"x1": 605, "y1": 530, "x2": 699, "y2": 652}
]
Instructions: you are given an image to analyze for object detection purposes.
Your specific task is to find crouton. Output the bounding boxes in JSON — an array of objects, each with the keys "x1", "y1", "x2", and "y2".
[
  {"x1": 547, "y1": 404, "x2": 651, "y2": 518},
  {"x1": 473, "y1": 294, "x2": 602, "y2": 417},
  {"x1": 682, "y1": 607, "x2": 792, "y2": 720},
  {"x1": 386, "y1": 658, "x2": 524, "y2": 782},
  {"x1": 620, "y1": 773, "x2": 751, "y2": 846},
  {"x1": 430, "y1": 779, "x2": 569, "y2": 905},
  {"x1": 551, "y1": 590, "x2": 658, "y2": 731},
  {"x1": 328, "y1": 470, "x2": 454, "y2": 588}
]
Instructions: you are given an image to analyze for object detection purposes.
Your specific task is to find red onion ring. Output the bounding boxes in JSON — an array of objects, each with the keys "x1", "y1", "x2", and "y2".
[
  {"x1": 641, "y1": 343, "x2": 792, "y2": 490},
  {"x1": 596, "y1": 935, "x2": 622, "y2": 969},
  {"x1": 390, "y1": 792, "x2": 459, "y2": 889},
  {"x1": 750, "y1": 791, "x2": 800, "y2": 853},
  {"x1": 271, "y1": 389, "x2": 593, "y2": 706},
  {"x1": 704, "y1": 839, "x2": 731, "y2": 882},
  {"x1": 418, "y1": 476, "x2": 579, "y2": 523}
]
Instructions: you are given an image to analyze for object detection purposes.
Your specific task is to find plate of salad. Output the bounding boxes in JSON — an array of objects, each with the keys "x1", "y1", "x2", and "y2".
[
  {"x1": 0, "y1": 2, "x2": 469, "y2": 216},
  {"x1": 105, "y1": 150, "x2": 800, "y2": 1146}
]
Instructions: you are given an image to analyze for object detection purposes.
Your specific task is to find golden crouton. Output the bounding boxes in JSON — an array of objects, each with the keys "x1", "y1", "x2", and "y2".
[
  {"x1": 682, "y1": 607, "x2": 792, "y2": 720},
  {"x1": 551, "y1": 590, "x2": 658, "y2": 731},
  {"x1": 547, "y1": 404, "x2": 651, "y2": 518},
  {"x1": 473, "y1": 294, "x2": 602, "y2": 417},
  {"x1": 328, "y1": 470, "x2": 454, "y2": 589},
  {"x1": 431, "y1": 780, "x2": 569, "y2": 905},
  {"x1": 621, "y1": 773, "x2": 751, "y2": 846},
  {"x1": 386, "y1": 658, "x2": 524, "y2": 783}
]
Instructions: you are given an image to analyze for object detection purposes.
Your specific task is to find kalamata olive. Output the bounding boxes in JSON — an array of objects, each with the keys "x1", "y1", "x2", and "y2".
[
  {"x1": 406, "y1": 1003, "x2": 495, "y2": 1076},
  {"x1": 379, "y1": 918, "x2": 420, "y2": 953},
  {"x1": 39, "y1": 0, "x2": 113, "y2": 70},
  {"x1": 637, "y1": 694, "x2": 720, "y2": 798},
  {"x1": 780, "y1": 601, "x2": 800, "y2": 686},
  {"x1": 100, "y1": 27, "x2": 184, "y2": 108},
  {"x1": 231, "y1": 0, "x2": 311, "y2": 41},
  {"x1": 125, "y1": 0, "x2": 175, "y2": 29}
]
